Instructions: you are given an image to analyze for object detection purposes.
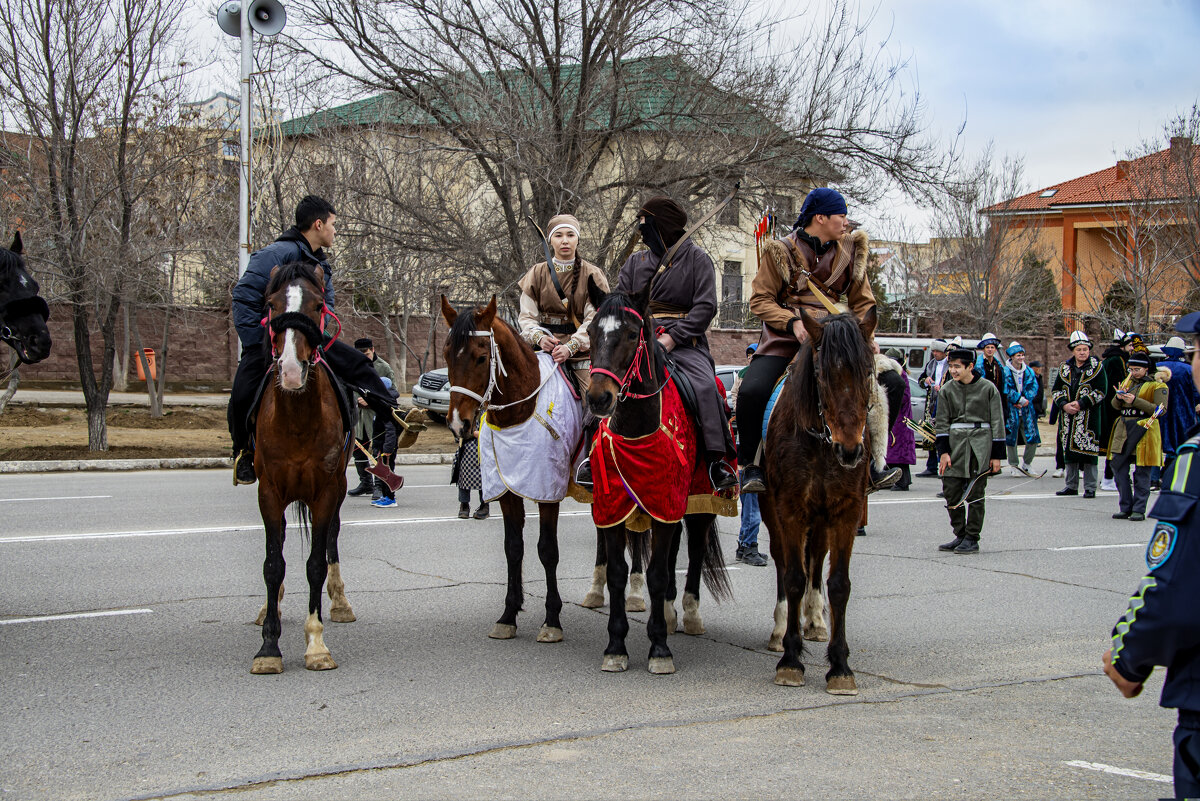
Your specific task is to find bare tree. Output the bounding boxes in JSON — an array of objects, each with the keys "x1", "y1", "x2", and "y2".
[
  {"x1": 280, "y1": 0, "x2": 953, "y2": 299},
  {"x1": 925, "y1": 146, "x2": 1046, "y2": 334},
  {"x1": 0, "y1": 0, "x2": 197, "y2": 448}
]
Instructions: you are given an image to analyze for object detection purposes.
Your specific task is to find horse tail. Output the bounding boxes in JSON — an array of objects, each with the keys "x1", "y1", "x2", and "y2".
[
  {"x1": 292, "y1": 501, "x2": 311, "y2": 551},
  {"x1": 626, "y1": 529, "x2": 650, "y2": 575},
  {"x1": 697, "y1": 516, "x2": 733, "y2": 603}
]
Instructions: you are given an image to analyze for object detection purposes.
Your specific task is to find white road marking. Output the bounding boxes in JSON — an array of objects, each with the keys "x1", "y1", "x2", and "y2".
[
  {"x1": 1048, "y1": 543, "x2": 1144, "y2": 552},
  {"x1": 870, "y1": 493, "x2": 1049, "y2": 505},
  {"x1": 0, "y1": 511, "x2": 597, "y2": 544},
  {"x1": 0, "y1": 608, "x2": 153, "y2": 626},
  {"x1": 1063, "y1": 760, "x2": 1172, "y2": 784},
  {"x1": 0, "y1": 495, "x2": 111, "y2": 503},
  {"x1": 678, "y1": 567, "x2": 739, "y2": 573}
]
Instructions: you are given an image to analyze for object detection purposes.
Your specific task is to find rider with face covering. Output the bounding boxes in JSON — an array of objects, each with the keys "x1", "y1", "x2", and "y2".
[{"x1": 615, "y1": 196, "x2": 738, "y2": 493}]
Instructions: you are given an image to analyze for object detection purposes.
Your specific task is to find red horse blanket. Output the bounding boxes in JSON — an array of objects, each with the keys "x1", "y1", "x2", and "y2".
[{"x1": 590, "y1": 373, "x2": 737, "y2": 531}]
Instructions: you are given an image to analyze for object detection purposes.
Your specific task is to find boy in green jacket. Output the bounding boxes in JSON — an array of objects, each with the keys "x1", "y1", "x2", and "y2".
[{"x1": 936, "y1": 348, "x2": 1006, "y2": 554}]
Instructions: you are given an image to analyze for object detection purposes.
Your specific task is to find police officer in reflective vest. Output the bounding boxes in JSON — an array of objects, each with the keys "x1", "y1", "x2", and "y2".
[{"x1": 1104, "y1": 310, "x2": 1200, "y2": 799}]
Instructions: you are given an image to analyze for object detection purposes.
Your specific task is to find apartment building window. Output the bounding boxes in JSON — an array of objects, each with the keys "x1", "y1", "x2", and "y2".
[
  {"x1": 718, "y1": 197, "x2": 740, "y2": 227},
  {"x1": 765, "y1": 193, "x2": 794, "y2": 222},
  {"x1": 722, "y1": 261, "x2": 742, "y2": 303}
]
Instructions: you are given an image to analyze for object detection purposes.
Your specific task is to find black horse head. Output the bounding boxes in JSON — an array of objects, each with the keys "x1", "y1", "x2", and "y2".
[{"x1": 0, "y1": 232, "x2": 52, "y2": 364}]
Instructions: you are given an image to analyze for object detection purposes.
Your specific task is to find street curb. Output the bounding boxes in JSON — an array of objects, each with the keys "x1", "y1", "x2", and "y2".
[{"x1": 0, "y1": 452, "x2": 457, "y2": 474}]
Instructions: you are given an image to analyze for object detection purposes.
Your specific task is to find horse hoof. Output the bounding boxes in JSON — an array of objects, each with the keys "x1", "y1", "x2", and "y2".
[
  {"x1": 683, "y1": 618, "x2": 705, "y2": 636},
  {"x1": 601, "y1": 654, "x2": 628, "y2": 672},
  {"x1": 537, "y1": 625, "x2": 563, "y2": 643},
  {"x1": 251, "y1": 656, "x2": 283, "y2": 675},
  {"x1": 648, "y1": 657, "x2": 676, "y2": 675},
  {"x1": 767, "y1": 637, "x2": 784, "y2": 652},
  {"x1": 305, "y1": 653, "x2": 338, "y2": 671},
  {"x1": 826, "y1": 675, "x2": 859, "y2": 695},
  {"x1": 488, "y1": 623, "x2": 517, "y2": 640},
  {"x1": 580, "y1": 591, "x2": 605, "y2": 609},
  {"x1": 802, "y1": 627, "x2": 829, "y2": 643},
  {"x1": 329, "y1": 606, "x2": 356, "y2": 623},
  {"x1": 774, "y1": 667, "x2": 805, "y2": 687},
  {"x1": 625, "y1": 596, "x2": 646, "y2": 613}
]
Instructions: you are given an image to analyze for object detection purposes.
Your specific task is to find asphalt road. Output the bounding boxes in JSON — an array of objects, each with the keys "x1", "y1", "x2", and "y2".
[{"x1": 0, "y1": 460, "x2": 1181, "y2": 800}]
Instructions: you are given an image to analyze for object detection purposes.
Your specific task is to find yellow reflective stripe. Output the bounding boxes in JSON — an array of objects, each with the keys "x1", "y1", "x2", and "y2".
[
  {"x1": 1171, "y1": 452, "x2": 1194, "y2": 492},
  {"x1": 1111, "y1": 575, "x2": 1156, "y2": 662}
]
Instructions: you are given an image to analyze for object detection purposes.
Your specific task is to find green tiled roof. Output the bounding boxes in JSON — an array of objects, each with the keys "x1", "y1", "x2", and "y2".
[{"x1": 276, "y1": 56, "x2": 783, "y2": 140}]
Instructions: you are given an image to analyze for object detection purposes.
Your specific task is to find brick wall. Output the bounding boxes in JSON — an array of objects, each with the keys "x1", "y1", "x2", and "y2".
[{"x1": 16, "y1": 303, "x2": 450, "y2": 391}]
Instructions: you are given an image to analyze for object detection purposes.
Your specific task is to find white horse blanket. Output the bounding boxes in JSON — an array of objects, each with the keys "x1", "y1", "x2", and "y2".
[{"x1": 479, "y1": 353, "x2": 583, "y2": 503}]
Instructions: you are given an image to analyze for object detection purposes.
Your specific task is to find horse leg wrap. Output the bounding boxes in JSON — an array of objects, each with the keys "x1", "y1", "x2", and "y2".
[
  {"x1": 626, "y1": 572, "x2": 646, "y2": 612},
  {"x1": 681, "y1": 591, "x2": 705, "y2": 635},
  {"x1": 580, "y1": 564, "x2": 606, "y2": 608}
]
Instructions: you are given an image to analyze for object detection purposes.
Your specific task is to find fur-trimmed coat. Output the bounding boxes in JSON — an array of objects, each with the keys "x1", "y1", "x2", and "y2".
[{"x1": 750, "y1": 229, "x2": 874, "y2": 359}]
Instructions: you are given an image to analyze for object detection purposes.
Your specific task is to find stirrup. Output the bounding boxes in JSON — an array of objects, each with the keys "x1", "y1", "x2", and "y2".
[
  {"x1": 233, "y1": 450, "x2": 257, "y2": 486},
  {"x1": 574, "y1": 458, "x2": 594, "y2": 490},
  {"x1": 867, "y1": 465, "x2": 901, "y2": 494},
  {"x1": 391, "y1": 407, "x2": 428, "y2": 434}
]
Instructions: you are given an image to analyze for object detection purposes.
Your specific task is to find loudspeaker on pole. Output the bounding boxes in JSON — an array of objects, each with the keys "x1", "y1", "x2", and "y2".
[{"x1": 216, "y1": 0, "x2": 287, "y2": 37}]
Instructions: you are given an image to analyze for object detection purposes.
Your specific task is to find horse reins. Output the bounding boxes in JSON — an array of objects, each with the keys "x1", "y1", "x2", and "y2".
[
  {"x1": 447, "y1": 326, "x2": 557, "y2": 412},
  {"x1": 589, "y1": 306, "x2": 666, "y2": 401},
  {"x1": 261, "y1": 303, "x2": 342, "y2": 367}
]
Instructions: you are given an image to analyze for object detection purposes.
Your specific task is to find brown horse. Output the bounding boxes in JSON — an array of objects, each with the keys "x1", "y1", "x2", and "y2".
[
  {"x1": 761, "y1": 307, "x2": 877, "y2": 694},
  {"x1": 585, "y1": 280, "x2": 731, "y2": 674},
  {"x1": 441, "y1": 295, "x2": 592, "y2": 643},
  {"x1": 249, "y1": 261, "x2": 355, "y2": 675}
]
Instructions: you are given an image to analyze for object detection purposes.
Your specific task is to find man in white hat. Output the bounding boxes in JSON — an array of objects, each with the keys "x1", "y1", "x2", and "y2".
[
  {"x1": 1051, "y1": 330, "x2": 1106, "y2": 497},
  {"x1": 1157, "y1": 335, "x2": 1200, "y2": 483},
  {"x1": 915, "y1": 339, "x2": 950, "y2": 477}
]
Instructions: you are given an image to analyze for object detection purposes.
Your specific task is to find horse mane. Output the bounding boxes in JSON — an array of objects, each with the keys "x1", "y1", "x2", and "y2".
[
  {"x1": 447, "y1": 303, "x2": 535, "y2": 360},
  {"x1": 265, "y1": 261, "x2": 322, "y2": 297},
  {"x1": 594, "y1": 290, "x2": 646, "y2": 332},
  {"x1": 793, "y1": 313, "x2": 873, "y2": 425}
]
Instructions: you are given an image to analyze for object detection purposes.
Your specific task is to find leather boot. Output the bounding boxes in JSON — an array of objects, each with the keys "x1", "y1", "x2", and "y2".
[
  {"x1": 348, "y1": 480, "x2": 373, "y2": 497},
  {"x1": 233, "y1": 449, "x2": 257, "y2": 485},
  {"x1": 740, "y1": 464, "x2": 766, "y2": 493},
  {"x1": 868, "y1": 463, "x2": 901, "y2": 494},
  {"x1": 938, "y1": 536, "x2": 964, "y2": 552}
]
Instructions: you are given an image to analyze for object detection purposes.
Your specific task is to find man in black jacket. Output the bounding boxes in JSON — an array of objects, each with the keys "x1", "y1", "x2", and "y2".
[{"x1": 227, "y1": 195, "x2": 407, "y2": 485}]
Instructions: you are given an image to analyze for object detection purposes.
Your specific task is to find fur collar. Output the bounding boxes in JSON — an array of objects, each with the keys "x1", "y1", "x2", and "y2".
[
  {"x1": 875, "y1": 352, "x2": 903, "y2": 376},
  {"x1": 764, "y1": 228, "x2": 870, "y2": 287}
]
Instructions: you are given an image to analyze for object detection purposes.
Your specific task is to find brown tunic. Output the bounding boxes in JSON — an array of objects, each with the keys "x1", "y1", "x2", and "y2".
[
  {"x1": 517, "y1": 258, "x2": 609, "y2": 390},
  {"x1": 749, "y1": 228, "x2": 874, "y2": 359}
]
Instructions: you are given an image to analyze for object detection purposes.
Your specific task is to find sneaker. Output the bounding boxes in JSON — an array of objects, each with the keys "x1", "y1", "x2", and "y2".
[
  {"x1": 458, "y1": 503, "x2": 471, "y2": 519},
  {"x1": 868, "y1": 464, "x2": 901, "y2": 494},
  {"x1": 740, "y1": 546, "x2": 768, "y2": 567},
  {"x1": 1150, "y1": 481, "x2": 1162, "y2": 492},
  {"x1": 1100, "y1": 477, "x2": 1118, "y2": 492},
  {"x1": 1112, "y1": 511, "x2": 1131, "y2": 519},
  {"x1": 347, "y1": 480, "x2": 373, "y2": 497},
  {"x1": 1020, "y1": 463, "x2": 1034, "y2": 475},
  {"x1": 938, "y1": 536, "x2": 964, "y2": 552},
  {"x1": 1129, "y1": 512, "x2": 1146, "y2": 521},
  {"x1": 735, "y1": 545, "x2": 747, "y2": 561},
  {"x1": 952, "y1": 538, "x2": 979, "y2": 555},
  {"x1": 740, "y1": 464, "x2": 766, "y2": 493},
  {"x1": 371, "y1": 496, "x2": 396, "y2": 508},
  {"x1": 1008, "y1": 465, "x2": 1023, "y2": 476},
  {"x1": 473, "y1": 504, "x2": 490, "y2": 520},
  {"x1": 1055, "y1": 487, "x2": 1078, "y2": 496},
  {"x1": 1052, "y1": 468, "x2": 1064, "y2": 478},
  {"x1": 233, "y1": 450, "x2": 257, "y2": 485}
]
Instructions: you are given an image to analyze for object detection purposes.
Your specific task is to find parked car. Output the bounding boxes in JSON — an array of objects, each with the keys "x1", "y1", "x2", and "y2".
[{"x1": 411, "y1": 367, "x2": 450, "y2": 424}]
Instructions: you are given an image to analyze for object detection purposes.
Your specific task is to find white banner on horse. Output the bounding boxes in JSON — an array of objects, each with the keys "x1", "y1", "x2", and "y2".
[{"x1": 479, "y1": 353, "x2": 583, "y2": 503}]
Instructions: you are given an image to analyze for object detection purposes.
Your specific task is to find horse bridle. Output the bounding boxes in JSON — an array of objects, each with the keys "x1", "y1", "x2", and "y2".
[
  {"x1": 589, "y1": 306, "x2": 665, "y2": 401},
  {"x1": 261, "y1": 295, "x2": 342, "y2": 378},
  {"x1": 447, "y1": 326, "x2": 555, "y2": 413},
  {"x1": 0, "y1": 290, "x2": 51, "y2": 363}
]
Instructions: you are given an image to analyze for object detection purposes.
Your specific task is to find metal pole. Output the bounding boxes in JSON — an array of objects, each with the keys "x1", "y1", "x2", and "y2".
[{"x1": 237, "y1": 4, "x2": 252, "y2": 279}]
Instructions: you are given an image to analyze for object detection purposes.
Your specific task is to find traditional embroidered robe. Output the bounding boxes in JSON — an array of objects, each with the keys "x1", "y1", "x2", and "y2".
[
  {"x1": 1051, "y1": 356, "x2": 1108, "y2": 465},
  {"x1": 1003, "y1": 364, "x2": 1041, "y2": 446},
  {"x1": 1109, "y1": 371, "x2": 1169, "y2": 467}
]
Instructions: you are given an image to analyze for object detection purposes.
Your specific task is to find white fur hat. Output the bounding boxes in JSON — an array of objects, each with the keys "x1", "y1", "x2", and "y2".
[{"x1": 1069, "y1": 330, "x2": 1092, "y2": 349}]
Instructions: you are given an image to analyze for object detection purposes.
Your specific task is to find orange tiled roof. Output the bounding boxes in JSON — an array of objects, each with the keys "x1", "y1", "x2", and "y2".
[{"x1": 982, "y1": 139, "x2": 1200, "y2": 214}]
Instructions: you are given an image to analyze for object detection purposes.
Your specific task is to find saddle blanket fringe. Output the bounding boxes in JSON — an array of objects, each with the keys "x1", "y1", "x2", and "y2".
[{"x1": 479, "y1": 353, "x2": 582, "y2": 503}]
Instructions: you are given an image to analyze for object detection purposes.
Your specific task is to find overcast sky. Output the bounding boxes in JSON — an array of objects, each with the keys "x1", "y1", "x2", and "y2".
[
  {"x1": 859, "y1": 0, "x2": 1200, "y2": 236},
  {"x1": 194, "y1": 0, "x2": 1200, "y2": 239}
]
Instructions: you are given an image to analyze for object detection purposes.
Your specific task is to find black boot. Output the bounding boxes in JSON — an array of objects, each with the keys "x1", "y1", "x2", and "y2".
[
  {"x1": 938, "y1": 536, "x2": 964, "y2": 552},
  {"x1": 348, "y1": 480, "x2": 373, "y2": 497},
  {"x1": 233, "y1": 449, "x2": 257, "y2": 486},
  {"x1": 740, "y1": 464, "x2": 766, "y2": 493},
  {"x1": 458, "y1": 502, "x2": 471, "y2": 519},
  {"x1": 953, "y1": 538, "x2": 979, "y2": 554}
]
